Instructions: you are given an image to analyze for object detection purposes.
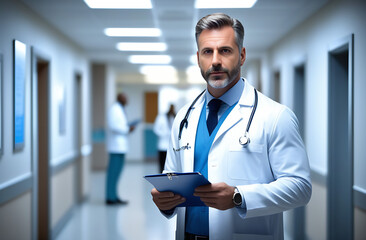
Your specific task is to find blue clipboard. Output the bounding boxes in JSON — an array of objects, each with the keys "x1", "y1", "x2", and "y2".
[{"x1": 144, "y1": 172, "x2": 210, "y2": 207}]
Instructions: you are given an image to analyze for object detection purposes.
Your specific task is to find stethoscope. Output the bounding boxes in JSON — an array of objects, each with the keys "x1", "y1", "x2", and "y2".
[{"x1": 178, "y1": 88, "x2": 258, "y2": 147}]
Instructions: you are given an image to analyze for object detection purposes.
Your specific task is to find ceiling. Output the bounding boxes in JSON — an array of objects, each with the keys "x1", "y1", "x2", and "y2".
[{"x1": 20, "y1": 0, "x2": 329, "y2": 76}]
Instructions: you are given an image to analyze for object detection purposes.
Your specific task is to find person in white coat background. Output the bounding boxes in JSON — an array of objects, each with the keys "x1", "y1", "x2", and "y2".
[
  {"x1": 106, "y1": 93, "x2": 135, "y2": 205},
  {"x1": 150, "y1": 13, "x2": 312, "y2": 240},
  {"x1": 153, "y1": 104, "x2": 176, "y2": 173}
]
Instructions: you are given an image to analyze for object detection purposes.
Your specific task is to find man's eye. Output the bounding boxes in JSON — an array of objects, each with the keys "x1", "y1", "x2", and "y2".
[
  {"x1": 203, "y1": 50, "x2": 212, "y2": 54},
  {"x1": 221, "y1": 49, "x2": 231, "y2": 54}
]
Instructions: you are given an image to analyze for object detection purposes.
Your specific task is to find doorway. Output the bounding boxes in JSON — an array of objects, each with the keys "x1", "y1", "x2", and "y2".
[
  {"x1": 273, "y1": 70, "x2": 281, "y2": 103},
  {"x1": 31, "y1": 49, "x2": 50, "y2": 240},
  {"x1": 294, "y1": 64, "x2": 305, "y2": 138},
  {"x1": 74, "y1": 73, "x2": 83, "y2": 202},
  {"x1": 144, "y1": 92, "x2": 158, "y2": 161},
  {"x1": 292, "y1": 63, "x2": 306, "y2": 240},
  {"x1": 327, "y1": 34, "x2": 354, "y2": 240}
]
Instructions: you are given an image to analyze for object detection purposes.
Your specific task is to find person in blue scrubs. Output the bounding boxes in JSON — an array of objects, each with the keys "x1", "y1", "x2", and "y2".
[{"x1": 106, "y1": 93, "x2": 135, "y2": 205}]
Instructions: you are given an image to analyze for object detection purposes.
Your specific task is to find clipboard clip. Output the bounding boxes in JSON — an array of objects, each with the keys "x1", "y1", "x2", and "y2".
[{"x1": 167, "y1": 173, "x2": 176, "y2": 180}]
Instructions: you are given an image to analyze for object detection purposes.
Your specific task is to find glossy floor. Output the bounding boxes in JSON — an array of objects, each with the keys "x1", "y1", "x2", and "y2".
[{"x1": 56, "y1": 161, "x2": 176, "y2": 240}]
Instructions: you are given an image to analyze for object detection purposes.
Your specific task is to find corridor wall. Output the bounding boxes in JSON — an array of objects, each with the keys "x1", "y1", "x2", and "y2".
[{"x1": 0, "y1": 0, "x2": 92, "y2": 239}]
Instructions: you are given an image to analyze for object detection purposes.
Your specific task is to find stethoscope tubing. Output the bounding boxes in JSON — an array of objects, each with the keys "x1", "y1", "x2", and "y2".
[
  {"x1": 178, "y1": 90, "x2": 206, "y2": 140},
  {"x1": 178, "y1": 88, "x2": 258, "y2": 145},
  {"x1": 246, "y1": 88, "x2": 258, "y2": 133}
]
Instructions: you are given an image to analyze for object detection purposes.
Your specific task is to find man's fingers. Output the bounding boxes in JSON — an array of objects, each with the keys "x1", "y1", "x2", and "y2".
[
  {"x1": 159, "y1": 198, "x2": 186, "y2": 210},
  {"x1": 151, "y1": 188, "x2": 174, "y2": 197},
  {"x1": 194, "y1": 184, "x2": 213, "y2": 192},
  {"x1": 156, "y1": 194, "x2": 183, "y2": 203},
  {"x1": 194, "y1": 191, "x2": 222, "y2": 198},
  {"x1": 155, "y1": 191, "x2": 175, "y2": 198},
  {"x1": 151, "y1": 188, "x2": 186, "y2": 210},
  {"x1": 200, "y1": 197, "x2": 216, "y2": 204}
]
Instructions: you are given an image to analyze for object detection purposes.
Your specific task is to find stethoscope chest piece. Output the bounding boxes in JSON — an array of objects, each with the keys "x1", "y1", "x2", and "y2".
[
  {"x1": 238, "y1": 88, "x2": 258, "y2": 147},
  {"x1": 239, "y1": 132, "x2": 250, "y2": 147}
]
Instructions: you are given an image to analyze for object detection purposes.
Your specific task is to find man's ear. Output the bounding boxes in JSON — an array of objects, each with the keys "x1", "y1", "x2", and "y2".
[
  {"x1": 240, "y1": 47, "x2": 246, "y2": 66},
  {"x1": 196, "y1": 51, "x2": 200, "y2": 67}
]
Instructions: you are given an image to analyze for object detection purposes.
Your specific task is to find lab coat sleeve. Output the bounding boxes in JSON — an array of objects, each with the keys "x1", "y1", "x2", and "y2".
[
  {"x1": 240, "y1": 107, "x2": 312, "y2": 219},
  {"x1": 108, "y1": 104, "x2": 129, "y2": 135},
  {"x1": 160, "y1": 208, "x2": 179, "y2": 219}
]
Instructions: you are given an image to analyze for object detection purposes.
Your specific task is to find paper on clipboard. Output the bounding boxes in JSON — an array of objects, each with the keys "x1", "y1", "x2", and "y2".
[
  {"x1": 144, "y1": 172, "x2": 210, "y2": 207},
  {"x1": 128, "y1": 119, "x2": 141, "y2": 127}
]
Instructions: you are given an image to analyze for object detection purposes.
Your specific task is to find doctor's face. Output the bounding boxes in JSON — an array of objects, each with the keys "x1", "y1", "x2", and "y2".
[{"x1": 197, "y1": 26, "x2": 246, "y2": 97}]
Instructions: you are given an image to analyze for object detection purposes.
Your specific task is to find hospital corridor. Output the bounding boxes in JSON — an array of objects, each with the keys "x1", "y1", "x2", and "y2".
[{"x1": 1, "y1": 0, "x2": 366, "y2": 239}]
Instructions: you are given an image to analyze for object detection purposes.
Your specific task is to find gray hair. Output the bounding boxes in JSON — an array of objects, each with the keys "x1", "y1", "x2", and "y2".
[{"x1": 195, "y1": 13, "x2": 245, "y2": 51}]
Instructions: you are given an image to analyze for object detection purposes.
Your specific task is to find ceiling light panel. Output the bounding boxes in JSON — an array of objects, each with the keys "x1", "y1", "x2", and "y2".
[
  {"x1": 186, "y1": 65, "x2": 205, "y2": 84},
  {"x1": 84, "y1": 0, "x2": 152, "y2": 9},
  {"x1": 104, "y1": 28, "x2": 161, "y2": 37},
  {"x1": 195, "y1": 0, "x2": 257, "y2": 8},
  {"x1": 116, "y1": 42, "x2": 167, "y2": 51},
  {"x1": 140, "y1": 65, "x2": 178, "y2": 84},
  {"x1": 128, "y1": 55, "x2": 172, "y2": 64},
  {"x1": 140, "y1": 65, "x2": 176, "y2": 75}
]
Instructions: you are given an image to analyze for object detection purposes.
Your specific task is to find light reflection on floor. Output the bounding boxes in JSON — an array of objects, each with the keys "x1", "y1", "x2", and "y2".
[{"x1": 56, "y1": 161, "x2": 176, "y2": 240}]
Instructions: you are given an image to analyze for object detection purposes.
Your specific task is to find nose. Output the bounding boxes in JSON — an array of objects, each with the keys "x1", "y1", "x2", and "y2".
[{"x1": 212, "y1": 50, "x2": 222, "y2": 68}]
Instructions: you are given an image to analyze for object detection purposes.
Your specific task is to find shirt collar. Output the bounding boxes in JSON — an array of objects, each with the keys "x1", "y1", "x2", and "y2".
[{"x1": 205, "y1": 78, "x2": 244, "y2": 106}]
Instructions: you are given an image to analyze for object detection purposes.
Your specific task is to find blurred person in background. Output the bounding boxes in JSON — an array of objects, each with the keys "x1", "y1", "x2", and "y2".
[
  {"x1": 154, "y1": 104, "x2": 176, "y2": 173},
  {"x1": 106, "y1": 93, "x2": 136, "y2": 205}
]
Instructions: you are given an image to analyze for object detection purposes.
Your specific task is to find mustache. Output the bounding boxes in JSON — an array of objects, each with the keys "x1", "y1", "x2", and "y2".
[{"x1": 205, "y1": 66, "x2": 229, "y2": 76}]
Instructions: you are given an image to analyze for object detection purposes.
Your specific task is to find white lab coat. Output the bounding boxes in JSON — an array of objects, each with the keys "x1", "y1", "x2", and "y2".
[
  {"x1": 163, "y1": 79, "x2": 312, "y2": 240},
  {"x1": 106, "y1": 102, "x2": 129, "y2": 153},
  {"x1": 153, "y1": 114, "x2": 174, "y2": 151}
]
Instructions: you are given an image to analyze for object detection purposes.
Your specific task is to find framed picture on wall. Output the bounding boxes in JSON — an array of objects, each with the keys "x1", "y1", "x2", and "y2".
[
  {"x1": 13, "y1": 40, "x2": 26, "y2": 152},
  {"x1": 0, "y1": 53, "x2": 3, "y2": 155}
]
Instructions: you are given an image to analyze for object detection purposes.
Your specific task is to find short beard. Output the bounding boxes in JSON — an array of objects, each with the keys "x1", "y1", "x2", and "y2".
[{"x1": 202, "y1": 61, "x2": 241, "y2": 89}]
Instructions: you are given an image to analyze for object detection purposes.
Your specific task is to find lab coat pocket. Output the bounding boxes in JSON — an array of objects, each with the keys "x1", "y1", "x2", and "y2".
[
  {"x1": 230, "y1": 142, "x2": 263, "y2": 153},
  {"x1": 228, "y1": 143, "x2": 264, "y2": 181}
]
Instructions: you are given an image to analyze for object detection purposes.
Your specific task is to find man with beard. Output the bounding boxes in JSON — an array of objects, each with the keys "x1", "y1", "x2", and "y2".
[{"x1": 150, "y1": 13, "x2": 311, "y2": 240}]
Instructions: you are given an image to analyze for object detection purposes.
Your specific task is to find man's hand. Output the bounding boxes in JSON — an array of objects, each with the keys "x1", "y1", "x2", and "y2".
[
  {"x1": 151, "y1": 188, "x2": 186, "y2": 211},
  {"x1": 194, "y1": 183, "x2": 235, "y2": 210}
]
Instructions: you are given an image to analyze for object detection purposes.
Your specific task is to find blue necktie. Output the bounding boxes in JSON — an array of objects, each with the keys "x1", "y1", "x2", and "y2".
[{"x1": 207, "y1": 99, "x2": 222, "y2": 135}]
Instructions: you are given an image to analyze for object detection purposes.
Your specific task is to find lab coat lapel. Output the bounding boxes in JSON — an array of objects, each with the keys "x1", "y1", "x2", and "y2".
[
  {"x1": 214, "y1": 80, "x2": 255, "y2": 142},
  {"x1": 182, "y1": 97, "x2": 205, "y2": 172}
]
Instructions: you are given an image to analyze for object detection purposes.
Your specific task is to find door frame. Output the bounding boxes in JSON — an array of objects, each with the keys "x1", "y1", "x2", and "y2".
[
  {"x1": 74, "y1": 72, "x2": 83, "y2": 202},
  {"x1": 292, "y1": 59, "x2": 307, "y2": 240},
  {"x1": 293, "y1": 62, "x2": 306, "y2": 139},
  {"x1": 31, "y1": 47, "x2": 51, "y2": 240},
  {"x1": 327, "y1": 34, "x2": 354, "y2": 240},
  {"x1": 272, "y1": 69, "x2": 281, "y2": 103}
]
